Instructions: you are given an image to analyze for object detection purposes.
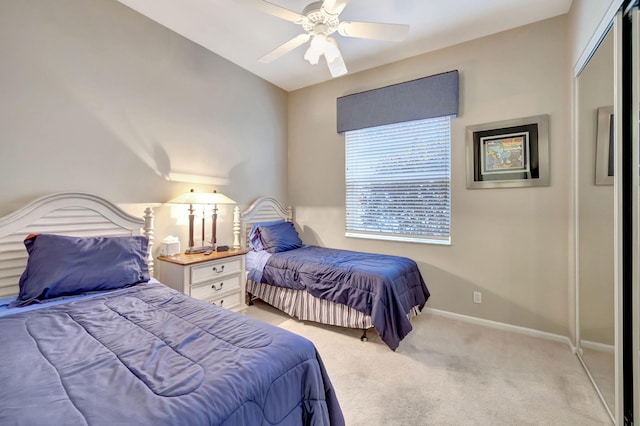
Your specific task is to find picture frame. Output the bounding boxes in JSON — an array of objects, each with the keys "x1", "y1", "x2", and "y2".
[
  {"x1": 466, "y1": 114, "x2": 550, "y2": 189},
  {"x1": 595, "y1": 106, "x2": 614, "y2": 186}
]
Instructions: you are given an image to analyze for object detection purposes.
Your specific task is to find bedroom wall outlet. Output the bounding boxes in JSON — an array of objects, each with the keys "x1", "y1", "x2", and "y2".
[{"x1": 473, "y1": 291, "x2": 482, "y2": 304}]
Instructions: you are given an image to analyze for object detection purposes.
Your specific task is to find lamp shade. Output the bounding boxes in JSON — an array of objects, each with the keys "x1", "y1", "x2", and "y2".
[
  {"x1": 168, "y1": 189, "x2": 235, "y2": 205},
  {"x1": 167, "y1": 189, "x2": 236, "y2": 253},
  {"x1": 203, "y1": 190, "x2": 236, "y2": 205}
]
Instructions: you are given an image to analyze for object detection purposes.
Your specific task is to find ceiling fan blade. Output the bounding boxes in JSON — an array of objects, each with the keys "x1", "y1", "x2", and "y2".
[
  {"x1": 325, "y1": 38, "x2": 348, "y2": 78},
  {"x1": 338, "y1": 21, "x2": 409, "y2": 41},
  {"x1": 327, "y1": 54, "x2": 348, "y2": 78},
  {"x1": 237, "y1": 0, "x2": 305, "y2": 23},
  {"x1": 321, "y1": 0, "x2": 351, "y2": 16},
  {"x1": 259, "y1": 34, "x2": 310, "y2": 63}
]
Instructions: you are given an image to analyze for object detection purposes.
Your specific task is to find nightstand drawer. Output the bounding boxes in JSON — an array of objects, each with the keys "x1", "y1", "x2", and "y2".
[
  {"x1": 191, "y1": 258, "x2": 242, "y2": 284},
  {"x1": 209, "y1": 291, "x2": 242, "y2": 311},
  {"x1": 190, "y1": 275, "x2": 241, "y2": 301}
]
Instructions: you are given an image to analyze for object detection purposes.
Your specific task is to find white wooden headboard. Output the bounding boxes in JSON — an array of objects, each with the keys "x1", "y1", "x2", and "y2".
[
  {"x1": 0, "y1": 193, "x2": 154, "y2": 297},
  {"x1": 239, "y1": 197, "x2": 293, "y2": 250}
]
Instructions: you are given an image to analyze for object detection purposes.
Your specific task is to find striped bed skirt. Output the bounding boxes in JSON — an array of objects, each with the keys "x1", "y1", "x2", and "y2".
[
  {"x1": 247, "y1": 279, "x2": 373, "y2": 329},
  {"x1": 247, "y1": 280, "x2": 422, "y2": 331}
]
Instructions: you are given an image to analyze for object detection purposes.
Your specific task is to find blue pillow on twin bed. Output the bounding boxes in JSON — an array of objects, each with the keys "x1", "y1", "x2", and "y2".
[
  {"x1": 248, "y1": 219, "x2": 285, "y2": 251},
  {"x1": 255, "y1": 221, "x2": 303, "y2": 253},
  {"x1": 13, "y1": 234, "x2": 150, "y2": 306}
]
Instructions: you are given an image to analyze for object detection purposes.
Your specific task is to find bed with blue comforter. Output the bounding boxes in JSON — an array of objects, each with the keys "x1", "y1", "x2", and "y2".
[
  {"x1": 0, "y1": 229, "x2": 344, "y2": 426},
  {"x1": 245, "y1": 218, "x2": 430, "y2": 351},
  {"x1": 0, "y1": 279, "x2": 343, "y2": 426}
]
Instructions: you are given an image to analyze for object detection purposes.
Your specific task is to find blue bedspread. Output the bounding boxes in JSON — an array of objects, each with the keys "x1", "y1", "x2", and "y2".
[
  {"x1": 260, "y1": 246, "x2": 430, "y2": 351},
  {"x1": 0, "y1": 281, "x2": 344, "y2": 426}
]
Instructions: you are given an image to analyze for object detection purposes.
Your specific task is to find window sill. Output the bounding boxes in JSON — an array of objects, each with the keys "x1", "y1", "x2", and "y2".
[{"x1": 345, "y1": 232, "x2": 451, "y2": 246}]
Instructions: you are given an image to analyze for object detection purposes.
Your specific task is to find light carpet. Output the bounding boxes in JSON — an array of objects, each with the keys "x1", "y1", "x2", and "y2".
[{"x1": 245, "y1": 300, "x2": 612, "y2": 426}]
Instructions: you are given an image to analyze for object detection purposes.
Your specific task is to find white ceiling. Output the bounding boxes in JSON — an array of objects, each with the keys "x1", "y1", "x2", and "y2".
[{"x1": 116, "y1": 0, "x2": 573, "y2": 92}]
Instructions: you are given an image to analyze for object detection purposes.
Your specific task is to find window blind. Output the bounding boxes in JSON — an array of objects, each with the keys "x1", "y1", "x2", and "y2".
[
  {"x1": 345, "y1": 116, "x2": 451, "y2": 244},
  {"x1": 337, "y1": 70, "x2": 458, "y2": 134}
]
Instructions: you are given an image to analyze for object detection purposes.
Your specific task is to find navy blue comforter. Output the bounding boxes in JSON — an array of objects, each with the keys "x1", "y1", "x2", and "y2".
[
  {"x1": 260, "y1": 246, "x2": 430, "y2": 350},
  {"x1": 0, "y1": 281, "x2": 344, "y2": 426}
]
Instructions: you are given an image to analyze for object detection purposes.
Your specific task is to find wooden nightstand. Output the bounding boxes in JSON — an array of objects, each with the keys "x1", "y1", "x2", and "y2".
[{"x1": 156, "y1": 249, "x2": 249, "y2": 312}]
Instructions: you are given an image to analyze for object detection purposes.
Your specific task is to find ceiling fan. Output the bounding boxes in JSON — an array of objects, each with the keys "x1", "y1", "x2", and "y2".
[{"x1": 239, "y1": 0, "x2": 410, "y2": 78}]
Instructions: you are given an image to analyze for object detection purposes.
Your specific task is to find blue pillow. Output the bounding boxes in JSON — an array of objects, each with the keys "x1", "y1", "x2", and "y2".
[
  {"x1": 13, "y1": 234, "x2": 150, "y2": 306},
  {"x1": 249, "y1": 219, "x2": 285, "y2": 251},
  {"x1": 256, "y1": 221, "x2": 303, "y2": 253}
]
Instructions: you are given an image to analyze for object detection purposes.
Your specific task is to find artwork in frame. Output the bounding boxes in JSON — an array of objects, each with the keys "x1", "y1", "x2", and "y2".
[
  {"x1": 595, "y1": 106, "x2": 614, "y2": 186},
  {"x1": 466, "y1": 114, "x2": 550, "y2": 189}
]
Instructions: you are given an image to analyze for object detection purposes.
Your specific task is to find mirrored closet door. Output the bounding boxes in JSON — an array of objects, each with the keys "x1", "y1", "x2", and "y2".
[
  {"x1": 576, "y1": 22, "x2": 616, "y2": 423},
  {"x1": 577, "y1": 2, "x2": 640, "y2": 424}
]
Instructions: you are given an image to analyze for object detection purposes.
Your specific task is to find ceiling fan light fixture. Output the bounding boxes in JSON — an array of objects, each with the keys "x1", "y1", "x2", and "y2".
[{"x1": 304, "y1": 34, "x2": 328, "y2": 65}]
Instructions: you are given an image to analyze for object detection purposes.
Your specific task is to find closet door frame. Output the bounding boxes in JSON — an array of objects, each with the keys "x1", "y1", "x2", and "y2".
[{"x1": 628, "y1": 4, "x2": 639, "y2": 425}]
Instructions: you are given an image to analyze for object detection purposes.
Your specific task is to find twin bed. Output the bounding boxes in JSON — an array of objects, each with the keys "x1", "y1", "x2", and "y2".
[
  {"x1": 0, "y1": 193, "x2": 343, "y2": 426},
  {"x1": 0, "y1": 193, "x2": 429, "y2": 425},
  {"x1": 239, "y1": 197, "x2": 430, "y2": 351}
]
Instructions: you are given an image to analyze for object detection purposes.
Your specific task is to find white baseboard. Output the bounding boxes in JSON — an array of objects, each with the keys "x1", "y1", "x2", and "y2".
[
  {"x1": 580, "y1": 339, "x2": 615, "y2": 354},
  {"x1": 424, "y1": 307, "x2": 576, "y2": 353}
]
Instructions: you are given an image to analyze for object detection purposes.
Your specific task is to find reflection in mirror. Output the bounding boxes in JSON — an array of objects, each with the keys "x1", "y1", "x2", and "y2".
[{"x1": 577, "y1": 26, "x2": 615, "y2": 418}]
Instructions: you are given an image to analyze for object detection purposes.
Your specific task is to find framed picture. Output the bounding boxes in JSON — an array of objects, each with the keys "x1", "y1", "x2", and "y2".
[
  {"x1": 595, "y1": 106, "x2": 613, "y2": 186},
  {"x1": 466, "y1": 115, "x2": 550, "y2": 189}
]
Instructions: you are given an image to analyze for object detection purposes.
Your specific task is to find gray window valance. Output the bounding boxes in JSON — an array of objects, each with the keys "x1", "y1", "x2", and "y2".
[{"x1": 336, "y1": 70, "x2": 459, "y2": 134}]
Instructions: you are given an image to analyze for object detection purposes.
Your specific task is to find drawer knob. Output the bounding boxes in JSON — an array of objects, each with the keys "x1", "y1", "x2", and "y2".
[
  {"x1": 211, "y1": 282, "x2": 224, "y2": 291},
  {"x1": 212, "y1": 265, "x2": 225, "y2": 273}
]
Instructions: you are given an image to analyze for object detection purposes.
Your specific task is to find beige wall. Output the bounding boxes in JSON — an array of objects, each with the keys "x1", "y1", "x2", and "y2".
[
  {"x1": 288, "y1": 16, "x2": 571, "y2": 336},
  {"x1": 0, "y1": 0, "x2": 289, "y2": 254}
]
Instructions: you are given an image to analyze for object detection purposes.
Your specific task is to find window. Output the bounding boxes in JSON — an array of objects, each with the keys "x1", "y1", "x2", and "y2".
[{"x1": 345, "y1": 116, "x2": 451, "y2": 245}]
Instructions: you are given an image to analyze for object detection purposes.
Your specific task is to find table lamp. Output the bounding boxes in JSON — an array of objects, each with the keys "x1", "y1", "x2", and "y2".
[{"x1": 168, "y1": 189, "x2": 235, "y2": 254}]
